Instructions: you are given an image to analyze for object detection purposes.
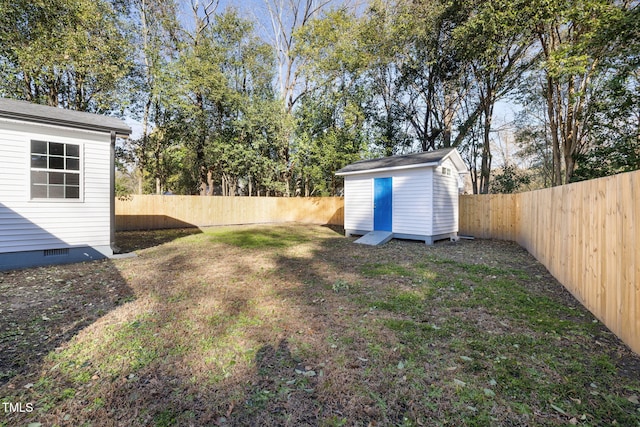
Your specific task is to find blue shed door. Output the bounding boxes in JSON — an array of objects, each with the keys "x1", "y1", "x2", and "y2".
[{"x1": 373, "y1": 177, "x2": 392, "y2": 231}]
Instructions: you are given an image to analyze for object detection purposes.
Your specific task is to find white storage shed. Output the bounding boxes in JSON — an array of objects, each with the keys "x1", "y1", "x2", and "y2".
[
  {"x1": 335, "y1": 148, "x2": 468, "y2": 245},
  {"x1": 0, "y1": 98, "x2": 131, "y2": 270}
]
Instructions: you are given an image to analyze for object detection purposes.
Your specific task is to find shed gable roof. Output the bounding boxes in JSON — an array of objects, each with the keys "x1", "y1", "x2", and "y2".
[
  {"x1": 0, "y1": 98, "x2": 131, "y2": 137},
  {"x1": 336, "y1": 148, "x2": 467, "y2": 176}
]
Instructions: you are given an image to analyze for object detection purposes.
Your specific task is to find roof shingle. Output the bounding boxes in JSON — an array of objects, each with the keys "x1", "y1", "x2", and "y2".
[
  {"x1": 336, "y1": 148, "x2": 456, "y2": 175},
  {"x1": 0, "y1": 98, "x2": 131, "y2": 137}
]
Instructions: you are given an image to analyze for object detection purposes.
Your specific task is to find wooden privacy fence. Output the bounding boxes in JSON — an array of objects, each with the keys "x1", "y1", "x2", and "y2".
[
  {"x1": 115, "y1": 195, "x2": 344, "y2": 231},
  {"x1": 459, "y1": 170, "x2": 640, "y2": 354}
]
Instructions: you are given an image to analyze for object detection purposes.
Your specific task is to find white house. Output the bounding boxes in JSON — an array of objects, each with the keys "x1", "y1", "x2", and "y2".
[
  {"x1": 335, "y1": 148, "x2": 468, "y2": 245},
  {"x1": 0, "y1": 98, "x2": 131, "y2": 270}
]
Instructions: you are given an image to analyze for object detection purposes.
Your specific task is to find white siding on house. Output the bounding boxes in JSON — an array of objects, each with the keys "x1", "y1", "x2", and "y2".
[
  {"x1": 0, "y1": 128, "x2": 26, "y2": 200},
  {"x1": 344, "y1": 176, "x2": 373, "y2": 231},
  {"x1": 432, "y1": 158, "x2": 459, "y2": 235},
  {"x1": 392, "y1": 168, "x2": 432, "y2": 236},
  {"x1": 0, "y1": 120, "x2": 112, "y2": 254}
]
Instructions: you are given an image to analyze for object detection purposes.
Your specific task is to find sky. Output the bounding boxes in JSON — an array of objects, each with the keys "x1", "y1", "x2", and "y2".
[
  {"x1": 176, "y1": 0, "x2": 291, "y2": 42},
  {"x1": 176, "y1": 0, "x2": 361, "y2": 44}
]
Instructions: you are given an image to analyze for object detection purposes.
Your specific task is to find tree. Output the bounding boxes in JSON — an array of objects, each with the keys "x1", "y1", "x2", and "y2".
[
  {"x1": 263, "y1": 0, "x2": 336, "y2": 196},
  {"x1": 572, "y1": 4, "x2": 640, "y2": 180},
  {"x1": 292, "y1": 8, "x2": 370, "y2": 195},
  {"x1": 0, "y1": 0, "x2": 132, "y2": 112},
  {"x1": 453, "y1": 0, "x2": 537, "y2": 193},
  {"x1": 204, "y1": 10, "x2": 282, "y2": 196},
  {"x1": 533, "y1": 0, "x2": 632, "y2": 185},
  {"x1": 572, "y1": 68, "x2": 640, "y2": 180},
  {"x1": 147, "y1": 7, "x2": 285, "y2": 196},
  {"x1": 393, "y1": 0, "x2": 469, "y2": 151},
  {"x1": 354, "y1": 1, "x2": 413, "y2": 156},
  {"x1": 490, "y1": 163, "x2": 531, "y2": 193},
  {"x1": 129, "y1": 0, "x2": 180, "y2": 194},
  {"x1": 512, "y1": 103, "x2": 555, "y2": 189},
  {"x1": 293, "y1": 86, "x2": 369, "y2": 196}
]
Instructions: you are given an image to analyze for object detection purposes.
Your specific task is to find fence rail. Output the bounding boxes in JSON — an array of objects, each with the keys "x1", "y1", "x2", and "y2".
[
  {"x1": 115, "y1": 195, "x2": 344, "y2": 231},
  {"x1": 459, "y1": 170, "x2": 640, "y2": 354}
]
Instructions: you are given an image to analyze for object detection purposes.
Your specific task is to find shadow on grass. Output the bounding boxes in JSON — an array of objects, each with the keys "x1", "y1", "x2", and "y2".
[
  {"x1": 17, "y1": 244, "x2": 328, "y2": 426},
  {"x1": 0, "y1": 260, "x2": 134, "y2": 388},
  {"x1": 321, "y1": 224, "x2": 345, "y2": 236},
  {"x1": 115, "y1": 227, "x2": 203, "y2": 253}
]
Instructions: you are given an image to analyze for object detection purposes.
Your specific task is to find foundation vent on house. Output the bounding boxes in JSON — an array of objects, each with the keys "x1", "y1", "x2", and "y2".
[{"x1": 44, "y1": 248, "x2": 69, "y2": 257}]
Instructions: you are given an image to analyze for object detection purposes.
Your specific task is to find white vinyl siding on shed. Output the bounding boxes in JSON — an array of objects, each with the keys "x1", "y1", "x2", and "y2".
[
  {"x1": 0, "y1": 122, "x2": 112, "y2": 254},
  {"x1": 344, "y1": 168, "x2": 434, "y2": 235},
  {"x1": 339, "y1": 149, "x2": 467, "y2": 244},
  {"x1": 432, "y1": 158, "x2": 459, "y2": 235},
  {"x1": 392, "y1": 169, "x2": 432, "y2": 236},
  {"x1": 344, "y1": 176, "x2": 373, "y2": 232}
]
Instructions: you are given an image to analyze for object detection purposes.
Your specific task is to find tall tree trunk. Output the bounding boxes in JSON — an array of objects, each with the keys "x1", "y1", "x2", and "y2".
[
  {"x1": 154, "y1": 135, "x2": 162, "y2": 194},
  {"x1": 479, "y1": 92, "x2": 493, "y2": 194},
  {"x1": 472, "y1": 168, "x2": 479, "y2": 195},
  {"x1": 442, "y1": 92, "x2": 455, "y2": 148},
  {"x1": 139, "y1": 95, "x2": 152, "y2": 194},
  {"x1": 421, "y1": 106, "x2": 431, "y2": 152},
  {"x1": 228, "y1": 176, "x2": 237, "y2": 196},
  {"x1": 544, "y1": 76, "x2": 563, "y2": 186},
  {"x1": 137, "y1": 169, "x2": 144, "y2": 195}
]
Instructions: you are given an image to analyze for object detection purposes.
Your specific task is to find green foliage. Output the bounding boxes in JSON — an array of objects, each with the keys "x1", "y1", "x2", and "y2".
[
  {"x1": 292, "y1": 9, "x2": 374, "y2": 195},
  {"x1": 529, "y1": 0, "x2": 636, "y2": 185},
  {"x1": 490, "y1": 164, "x2": 532, "y2": 193},
  {"x1": 0, "y1": 0, "x2": 132, "y2": 111},
  {"x1": 2, "y1": 0, "x2": 636, "y2": 195},
  {"x1": 573, "y1": 138, "x2": 640, "y2": 181},
  {"x1": 451, "y1": 0, "x2": 538, "y2": 193},
  {"x1": 129, "y1": 8, "x2": 287, "y2": 196},
  {"x1": 115, "y1": 174, "x2": 135, "y2": 198},
  {"x1": 572, "y1": 69, "x2": 640, "y2": 181},
  {"x1": 292, "y1": 89, "x2": 368, "y2": 196}
]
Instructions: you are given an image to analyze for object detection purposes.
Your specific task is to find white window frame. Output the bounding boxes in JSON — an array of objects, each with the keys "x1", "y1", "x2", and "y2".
[{"x1": 30, "y1": 140, "x2": 83, "y2": 202}]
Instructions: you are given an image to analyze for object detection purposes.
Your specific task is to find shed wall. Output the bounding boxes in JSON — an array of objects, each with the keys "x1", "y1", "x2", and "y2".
[
  {"x1": 432, "y1": 158, "x2": 459, "y2": 235},
  {"x1": 392, "y1": 169, "x2": 432, "y2": 236},
  {"x1": 344, "y1": 176, "x2": 373, "y2": 232},
  {"x1": 344, "y1": 168, "x2": 435, "y2": 236},
  {"x1": 0, "y1": 120, "x2": 112, "y2": 255}
]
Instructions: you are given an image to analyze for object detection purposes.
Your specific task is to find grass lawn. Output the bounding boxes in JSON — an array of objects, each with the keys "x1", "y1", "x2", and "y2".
[{"x1": 1, "y1": 224, "x2": 640, "y2": 426}]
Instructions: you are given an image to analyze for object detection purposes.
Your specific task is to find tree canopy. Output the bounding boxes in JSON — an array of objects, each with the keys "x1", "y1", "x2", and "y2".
[{"x1": 1, "y1": 0, "x2": 637, "y2": 195}]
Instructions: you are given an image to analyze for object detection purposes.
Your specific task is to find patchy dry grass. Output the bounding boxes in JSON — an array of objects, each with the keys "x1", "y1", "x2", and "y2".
[{"x1": 2, "y1": 224, "x2": 640, "y2": 426}]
